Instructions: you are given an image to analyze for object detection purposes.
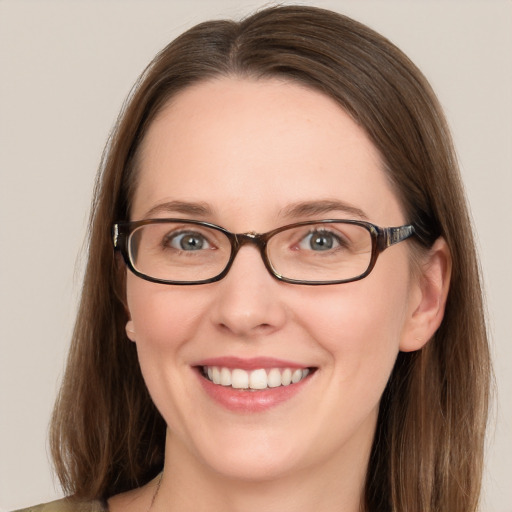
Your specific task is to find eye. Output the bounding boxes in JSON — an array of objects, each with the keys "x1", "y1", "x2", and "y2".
[
  {"x1": 166, "y1": 231, "x2": 212, "y2": 251},
  {"x1": 298, "y1": 230, "x2": 343, "y2": 251}
]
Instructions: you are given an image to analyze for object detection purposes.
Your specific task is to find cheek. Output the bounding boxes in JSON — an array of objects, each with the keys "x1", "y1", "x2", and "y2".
[
  {"x1": 124, "y1": 278, "x2": 208, "y2": 419},
  {"x1": 294, "y1": 272, "x2": 410, "y2": 380},
  {"x1": 126, "y1": 277, "x2": 203, "y2": 349},
  {"x1": 125, "y1": 278, "x2": 209, "y2": 429}
]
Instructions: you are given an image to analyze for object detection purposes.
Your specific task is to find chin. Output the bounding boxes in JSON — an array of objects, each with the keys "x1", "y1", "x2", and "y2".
[
  {"x1": 170, "y1": 421, "x2": 310, "y2": 483},
  {"x1": 204, "y1": 448, "x2": 304, "y2": 483}
]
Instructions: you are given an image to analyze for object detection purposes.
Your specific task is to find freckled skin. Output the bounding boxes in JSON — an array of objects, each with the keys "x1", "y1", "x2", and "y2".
[{"x1": 124, "y1": 78, "x2": 424, "y2": 510}]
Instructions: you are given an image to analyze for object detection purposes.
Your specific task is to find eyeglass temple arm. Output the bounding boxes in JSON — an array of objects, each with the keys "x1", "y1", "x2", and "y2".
[
  {"x1": 112, "y1": 224, "x2": 128, "y2": 253},
  {"x1": 379, "y1": 225, "x2": 415, "y2": 250},
  {"x1": 112, "y1": 224, "x2": 119, "y2": 248}
]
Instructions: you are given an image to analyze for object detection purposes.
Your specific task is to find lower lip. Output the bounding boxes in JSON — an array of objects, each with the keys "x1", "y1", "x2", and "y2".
[{"x1": 196, "y1": 370, "x2": 312, "y2": 413}]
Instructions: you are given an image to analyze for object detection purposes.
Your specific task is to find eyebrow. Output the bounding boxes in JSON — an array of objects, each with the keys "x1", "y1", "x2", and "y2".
[
  {"x1": 143, "y1": 200, "x2": 214, "y2": 218},
  {"x1": 142, "y1": 198, "x2": 368, "y2": 222},
  {"x1": 279, "y1": 199, "x2": 369, "y2": 220}
]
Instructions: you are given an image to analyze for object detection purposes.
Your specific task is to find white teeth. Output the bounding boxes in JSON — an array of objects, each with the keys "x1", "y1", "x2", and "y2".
[
  {"x1": 203, "y1": 366, "x2": 311, "y2": 390},
  {"x1": 281, "y1": 368, "x2": 292, "y2": 386},
  {"x1": 267, "y1": 368, "x2": 282, "y2": 388},
  {"x1": 220, "y1": 367, "x2": 232, "y2": 386},
  {"x1": 231, "y1": 369, "x2": 249, "y2": 389},
  {"x1": 249, "y1": 369, "x2": 267, "y2": 389},
  {"x1": 291, "y1": 369, "x2": 303, "y2": 384}
]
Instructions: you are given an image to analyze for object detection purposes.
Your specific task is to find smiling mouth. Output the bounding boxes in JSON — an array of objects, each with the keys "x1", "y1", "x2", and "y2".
[{"x1": 200, "y1": 366, "x2": 315, "y2": 391}]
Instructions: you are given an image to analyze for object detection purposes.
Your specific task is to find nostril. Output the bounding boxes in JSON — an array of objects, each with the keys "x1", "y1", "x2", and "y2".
[{"x1": 217, "y1": 321, "x2": 275, "y2": 336}]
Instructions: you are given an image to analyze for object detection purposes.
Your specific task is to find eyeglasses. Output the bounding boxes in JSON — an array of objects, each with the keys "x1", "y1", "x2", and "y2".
[{"x1": 112, "y1": 219, "x2": 415, "y2": 286}]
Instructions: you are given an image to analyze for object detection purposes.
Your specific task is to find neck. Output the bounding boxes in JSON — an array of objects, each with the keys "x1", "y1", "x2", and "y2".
[{"x1": 152, "y1": 429, "x2": 370, "y2": 512}]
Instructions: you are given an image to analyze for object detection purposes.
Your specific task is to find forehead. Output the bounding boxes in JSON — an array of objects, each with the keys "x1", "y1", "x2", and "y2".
[{"x1": 132, "y1": 77, "x2": 403, "y2": 228}]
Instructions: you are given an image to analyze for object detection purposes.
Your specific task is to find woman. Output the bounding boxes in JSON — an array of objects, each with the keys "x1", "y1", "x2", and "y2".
[{"x1": 16, "y1": 5, "x2": 490, "y2": 512}]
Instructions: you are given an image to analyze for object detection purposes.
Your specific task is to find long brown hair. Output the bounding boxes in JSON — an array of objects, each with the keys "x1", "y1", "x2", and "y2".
[{"x1": 50, "y1": 6, "x2": 490, "y2": 511}]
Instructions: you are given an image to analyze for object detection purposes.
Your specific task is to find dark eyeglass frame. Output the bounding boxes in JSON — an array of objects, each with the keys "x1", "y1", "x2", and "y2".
[{"x1": 112, "y1": 218, "x2": 415, "y2": 286}]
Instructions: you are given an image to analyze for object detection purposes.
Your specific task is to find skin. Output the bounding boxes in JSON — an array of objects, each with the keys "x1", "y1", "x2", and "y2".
[{"x1": 109, "y1": 78, "x2": 450, "y2": 512}]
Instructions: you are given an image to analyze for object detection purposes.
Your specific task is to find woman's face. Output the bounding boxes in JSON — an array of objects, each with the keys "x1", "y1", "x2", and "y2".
[{"x1": 125, "y1": 78, "x2": 421, "y2": 483}]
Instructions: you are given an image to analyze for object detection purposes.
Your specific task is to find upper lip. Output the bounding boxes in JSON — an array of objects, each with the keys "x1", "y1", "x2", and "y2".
[{"x1": 193, "y1": 356, "x2": 311, "y2": 371}]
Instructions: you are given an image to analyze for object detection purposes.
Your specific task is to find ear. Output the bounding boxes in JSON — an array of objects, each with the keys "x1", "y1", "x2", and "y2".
[
  {"x1": 400, "y1": 237, "x2": 452, "y2": 352},
  {"x1": 114, "y1": 252, "x2": 135, "y2": 341},
  {"x1": 125, "y1": 319, "x2": 136, "y2": 342}
]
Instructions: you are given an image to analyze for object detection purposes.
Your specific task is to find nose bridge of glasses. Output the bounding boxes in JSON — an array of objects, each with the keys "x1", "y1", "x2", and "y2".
[
  {"x1": 221, "y1": 231, "x2": 273, "y2": 279},
  {"x1": 228, "y1": 231, "x2": 271, "y2": 269},
  {"x1": 233, "y1": 231, "x2": 268, "y2": 252}
]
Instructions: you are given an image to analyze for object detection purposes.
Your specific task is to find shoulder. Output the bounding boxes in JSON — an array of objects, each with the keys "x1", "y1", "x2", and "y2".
[{"x1": 11, "y1": 497, "x2": 108, "y2": 512}]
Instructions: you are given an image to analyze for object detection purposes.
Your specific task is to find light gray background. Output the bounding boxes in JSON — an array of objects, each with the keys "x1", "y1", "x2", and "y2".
[{"x1": 1, "y1": 1, "x2": 511, "y2": 510}]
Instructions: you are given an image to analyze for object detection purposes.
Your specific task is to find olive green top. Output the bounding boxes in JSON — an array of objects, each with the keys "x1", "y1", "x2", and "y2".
[{"x1": 12, "y1": 498, "x2": 108, "y2": 512}]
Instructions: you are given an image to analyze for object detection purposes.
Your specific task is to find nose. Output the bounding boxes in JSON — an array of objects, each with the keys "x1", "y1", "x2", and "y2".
[{"x1": 209, "y1": 245, "x2": 288, "y2": 338}]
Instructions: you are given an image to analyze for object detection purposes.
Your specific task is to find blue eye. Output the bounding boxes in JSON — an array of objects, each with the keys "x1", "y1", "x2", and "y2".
[
  {"x1": 167, "y1": 231, "x2": 211, "y2": 251},
  {"x1": 298, "y1": 230, "x2": 341, "y2": 251}
]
